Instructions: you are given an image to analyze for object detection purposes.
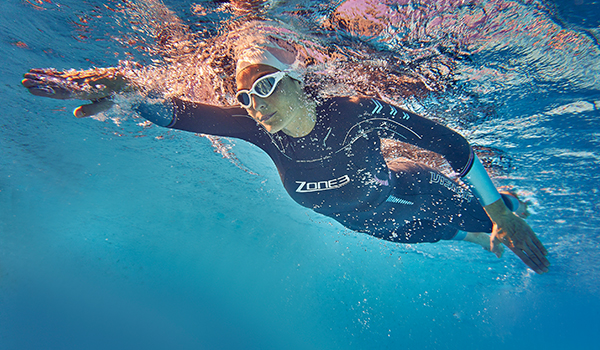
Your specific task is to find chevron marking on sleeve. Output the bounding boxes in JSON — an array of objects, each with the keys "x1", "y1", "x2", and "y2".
[{"x1": 371, "y1": 99, "x2": 383, "y2": 114}]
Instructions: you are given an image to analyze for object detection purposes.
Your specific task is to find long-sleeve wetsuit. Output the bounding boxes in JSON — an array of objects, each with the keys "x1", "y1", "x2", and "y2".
[{"x1": 139, "y1": 96, "x2": 495, "y2": 243}]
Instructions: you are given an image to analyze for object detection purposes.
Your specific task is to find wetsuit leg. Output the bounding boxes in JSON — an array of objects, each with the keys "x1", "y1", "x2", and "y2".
[{"x1": 332, "y1": 160, "x2": 494, "y2": 243}]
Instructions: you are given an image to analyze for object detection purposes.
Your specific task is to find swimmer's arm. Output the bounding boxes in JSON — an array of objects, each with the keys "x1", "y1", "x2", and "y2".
[
  {"x1": 371, "y1": 99, "x2": 550, "y2": 273},
  {"x1": 22, "y1": 67, "x2": 263, "y2": 142},
  {"x1": 373, "y1": 100, "x2": 473, "y2": 174},
  {"x1": 145, "y1": 98, "x2": 260, "y2": 139},
  {"x1": 463, "y1": 156, "x2": 550, "y2": 274}
]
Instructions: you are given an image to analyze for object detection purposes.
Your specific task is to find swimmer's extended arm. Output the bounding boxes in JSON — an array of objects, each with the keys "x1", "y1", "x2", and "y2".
[
  {"x1": 22, "y1": 67, "x2": 265, "y2": 145},
  {"x1": 164, "y1": 98, "x2": 266, "y2": 142},
  {"x1": 22, "y1": 67, "x2": 134, "y2": 117},
  {"x1": 136, "y1": 97, "x2": 257, "y2": 136},
  {"x1": 134, "y1": 97, "x2": 268, "y2": 148}
]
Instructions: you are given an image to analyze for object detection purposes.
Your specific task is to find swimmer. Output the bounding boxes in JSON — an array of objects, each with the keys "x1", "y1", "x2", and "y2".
[{"x1": 21, "y1": 40, "x2": 549, "y2": 274}]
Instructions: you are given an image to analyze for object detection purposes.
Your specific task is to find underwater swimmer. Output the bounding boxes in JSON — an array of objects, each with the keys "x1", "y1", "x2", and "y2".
[{"x1": 21, "y1": 45, "x2": 549, "y2": 274}]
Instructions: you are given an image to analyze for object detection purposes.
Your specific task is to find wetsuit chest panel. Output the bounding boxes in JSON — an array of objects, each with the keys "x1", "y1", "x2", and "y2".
[{"x1": 272, "y1": 98, "x2": 393, "y2": 214}]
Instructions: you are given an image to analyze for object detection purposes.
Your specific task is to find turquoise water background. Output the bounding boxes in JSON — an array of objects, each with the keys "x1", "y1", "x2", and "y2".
[{"x1": 1, "y1": 0, "x2": 600, "y2": 349}]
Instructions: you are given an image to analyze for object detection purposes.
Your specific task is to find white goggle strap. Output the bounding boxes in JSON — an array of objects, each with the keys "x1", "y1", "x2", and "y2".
[{"x1": 462, "y1": 154, "x2": 502, "y2": 206}]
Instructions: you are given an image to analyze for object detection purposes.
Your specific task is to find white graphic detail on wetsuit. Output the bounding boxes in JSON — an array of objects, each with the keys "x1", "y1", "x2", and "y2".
[
  {"x1": 429, "y1": 172, "x2": 474, "y2": 202},
  {"x1": 295, "y1": 175, "x2": 351, "y2": 193}
]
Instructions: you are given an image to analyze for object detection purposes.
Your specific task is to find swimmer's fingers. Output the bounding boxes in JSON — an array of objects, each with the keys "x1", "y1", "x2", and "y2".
[
  {"x1": 498, "y1": 224, "x2": 550, "y2": 274},
  {"x1": 530, "y1": 233, "x2": 549, "y2": 257},
  {"x1": 510, "y1": 241, "x2": 550, "y2": 274},
  {"x1": 490, "y1": 235, "x2": 504, "y2": 258},
  {"x1": 523, "y1": 235, "x2": 550, "y2": 272},
  {"x1": 513, "y1": 226, "x2": 550, "y2": 274},
  {"x1": 23, "y1": 69, "x2": 84, "y2": 99},
  {"x1": 22, "y1": 67, "x2": 129, "y2": 101},
  {"x1": 511, "y1": 248, "x2": 539, "y2": 273},
  {"x1": 74, "y1": 98, "x2": 115, "y2": 118}
]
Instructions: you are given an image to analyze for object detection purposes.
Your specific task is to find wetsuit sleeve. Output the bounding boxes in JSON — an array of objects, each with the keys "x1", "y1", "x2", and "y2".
[
  {"x1": 367, "y1": 99, "x2": 503, "y2": 207},
  {"x1": 372, "y1": 99, "x2": 474, "y2": 176},
  {"x1": 136, "y1": 97, "x2": 266, "y2": 144},
  {"x1": 169, "y1": 98, "x2": 264, "y2": 141}
]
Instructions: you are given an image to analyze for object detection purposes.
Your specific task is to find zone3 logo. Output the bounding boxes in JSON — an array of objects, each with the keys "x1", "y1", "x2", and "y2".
[{"x1": 296, "y1": 175, "x2": 351, "y2": 193}]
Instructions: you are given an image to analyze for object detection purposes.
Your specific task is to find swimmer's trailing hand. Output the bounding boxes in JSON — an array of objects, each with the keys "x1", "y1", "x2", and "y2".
[
  {"x1": 22, "y1": 67, "x2": 131, "y2": 117},
  {"x1": 73, "y1": 97, "x2": 115, "y2": 118},
  {"x1": 463, "y1": 232, "x2": 505, "y2": 258},
  {"x1": 484, "y1": 199, "x2": 550, "y2": 274}
]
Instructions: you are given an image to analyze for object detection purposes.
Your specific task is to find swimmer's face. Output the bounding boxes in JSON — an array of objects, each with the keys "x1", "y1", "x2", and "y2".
[{"x1": 236, "y1": 64, "x2": 305, "y2": 134}]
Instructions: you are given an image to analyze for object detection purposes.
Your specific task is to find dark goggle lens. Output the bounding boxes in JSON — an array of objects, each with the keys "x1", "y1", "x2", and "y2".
[
  {"x1": 254, "y1": 77, "x2": 276, "y2": 96},
  {"x1": 237, "y1": 92, "x2": 251, "y2": 106}
]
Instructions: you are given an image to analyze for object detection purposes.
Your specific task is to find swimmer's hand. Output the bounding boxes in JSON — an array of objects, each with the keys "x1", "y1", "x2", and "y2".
[
  {"x1": 22, "y1": 67, "x2": 131, "y2": 118},
  {"x1": 484, "y1": 199, "x2": 550, "y2": 274},
  {"x1": 463, "y1": 232, "x2": 505, "y2": 258}
]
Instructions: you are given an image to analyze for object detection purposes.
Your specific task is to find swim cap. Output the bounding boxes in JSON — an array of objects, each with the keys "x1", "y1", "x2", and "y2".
[{"x1": 236, "y1": 44, "x2": 303, "y2": 82}]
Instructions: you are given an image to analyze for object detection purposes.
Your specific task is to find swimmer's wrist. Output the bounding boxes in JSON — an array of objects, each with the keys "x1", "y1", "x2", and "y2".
[
  {"x1": 483, "y1": 198, "x2": 511, "y2": 217},
  {"x1": 462, "y1": 154, "x2": 502, "y2": 206}
]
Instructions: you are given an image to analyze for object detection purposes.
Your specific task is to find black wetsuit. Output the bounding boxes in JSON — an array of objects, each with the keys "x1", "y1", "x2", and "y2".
[{"x1": 142, "y1": 96, "x2": 493, "y2": 243}]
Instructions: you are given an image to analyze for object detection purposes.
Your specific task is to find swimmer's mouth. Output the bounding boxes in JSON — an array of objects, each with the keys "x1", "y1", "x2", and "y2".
[{"x1": 259, "y1": 112, "x2": 276, "y2": 122}]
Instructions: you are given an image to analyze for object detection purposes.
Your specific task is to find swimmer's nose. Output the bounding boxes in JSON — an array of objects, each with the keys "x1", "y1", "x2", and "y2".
[{"x1": 251, "y1": 94, "x2": 267, "y2": 110}]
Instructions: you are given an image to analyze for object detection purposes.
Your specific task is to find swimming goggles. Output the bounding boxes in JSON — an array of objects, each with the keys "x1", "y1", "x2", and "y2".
[{"x1": 236, "y1": 71, "x2": 287, "y2": 108}]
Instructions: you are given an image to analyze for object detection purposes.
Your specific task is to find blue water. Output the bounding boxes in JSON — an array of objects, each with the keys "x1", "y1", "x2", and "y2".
[{"x1": 1, "y1": 0, "x2": 600, "y2": 349}]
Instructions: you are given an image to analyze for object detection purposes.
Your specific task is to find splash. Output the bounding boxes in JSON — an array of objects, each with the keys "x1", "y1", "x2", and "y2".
[
  {"x1": 74, "y1": 0, "x2": 599, "y2": 178},
  {"x1": 201, "y1": 134, "x2": 259, "y2": 176}
]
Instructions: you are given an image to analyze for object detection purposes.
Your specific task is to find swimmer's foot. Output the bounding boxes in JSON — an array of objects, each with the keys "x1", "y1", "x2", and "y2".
[
  {"x1": 463, "y1": 232, "x2": 504, "y2": 258},
  {"x1": 500, "y1": 191, "x2": 531, "y2": 218}
]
